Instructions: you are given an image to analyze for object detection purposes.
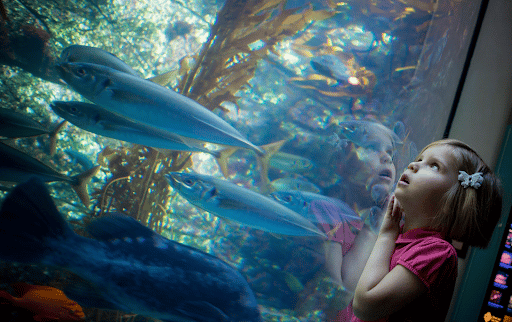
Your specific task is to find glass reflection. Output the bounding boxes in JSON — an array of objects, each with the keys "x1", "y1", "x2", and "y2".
[{"x1": 0, "y1": 0, "x2": 484, "y2": 320}]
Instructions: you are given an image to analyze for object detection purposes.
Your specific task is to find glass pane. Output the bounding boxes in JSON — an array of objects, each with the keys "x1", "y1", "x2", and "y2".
[{"x1": 0, "y1": 0, "x2": 483, "y2": 321}]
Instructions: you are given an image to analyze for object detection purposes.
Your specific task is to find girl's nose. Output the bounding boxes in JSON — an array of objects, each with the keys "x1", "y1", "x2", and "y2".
[
  {"x1": 380, "y1": 150, "x2": 393, "y2": 164},
  {"x1": 408, "y1": 162, "x2": 418, "y2": 171}
]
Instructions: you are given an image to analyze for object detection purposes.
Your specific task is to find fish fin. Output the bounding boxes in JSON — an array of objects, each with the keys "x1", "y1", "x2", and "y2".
[
  {"x1": 85, "y1": 212, "x2": 154, "y2": 241},
  {"x1": 256, "y1": 139, "x2": 287, "y2": 194},
  {"x1": 0, "y1": 178, "x2": 73, "y2": 263},
  {"x1": 147, "y1": 69, "x2": 179, "y2": 86},
  {"x1": 62, "y1": 279, "x2": 118, "y2": 311},
  {"x1": 0, "y1": 290, "x2": 15, "y2": 303},
  {"x1": 9, "y1": 282, "x2": 38, "y2": 297},
  {"x1": 188, "y1": 114, "x2": 265, "y2": 156},
  {"x1": 70, "y1": 165, "x2": 100, "y2": 208},
  {"x1": 214, "y1": 147, "x2": 239, "y2": 178},
  {"x1": 48, "y1": 120, "x2": 67, "y2": 156},
  {"x1": 175, "y1": 301, "x2": 231, "y2": 322}
]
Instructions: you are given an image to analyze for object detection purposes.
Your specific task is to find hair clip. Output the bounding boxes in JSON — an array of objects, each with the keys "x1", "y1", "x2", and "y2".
[{"x1": 458, "y1": 171, "x2": 484, "y2": 189}]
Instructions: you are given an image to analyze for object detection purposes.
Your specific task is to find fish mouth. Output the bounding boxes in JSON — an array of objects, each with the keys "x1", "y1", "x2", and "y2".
[{"x1": 165, "y1": 173, "x2": 178, "y2": 187}]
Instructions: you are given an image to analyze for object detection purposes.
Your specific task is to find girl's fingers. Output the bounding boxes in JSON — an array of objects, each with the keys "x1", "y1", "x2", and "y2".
[{"x1": 386, "y1": 195, "x2": 395, "y2": 213}]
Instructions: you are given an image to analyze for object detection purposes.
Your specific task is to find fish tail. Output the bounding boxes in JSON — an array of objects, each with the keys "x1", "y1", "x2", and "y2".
[
  {"x1": 70, "y1": 165, "x2": 100, "y2": 208},
  {"x1": 48, "y1": 120, "x2": 67, "y2": 156},
  {"x1": 0, "y1": 290, "x2": 15, "y2": 304},
  {"x1": 214, "y1": 147, "x2": 239, "y2": 178},
  {"x1": 0, "y1": 178, "x2": 74, "y2": 263},
  {"x1": 256, "y1": 139, "x2": 287, "y2": 194}
]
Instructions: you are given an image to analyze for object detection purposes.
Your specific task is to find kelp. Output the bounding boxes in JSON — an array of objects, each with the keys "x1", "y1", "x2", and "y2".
[
  {"x1": 178, "y1": 0, "x2": 336, "y2": 110},
  {"x1": 93, "y1": 0, "x2": 336, "y2": 231}
]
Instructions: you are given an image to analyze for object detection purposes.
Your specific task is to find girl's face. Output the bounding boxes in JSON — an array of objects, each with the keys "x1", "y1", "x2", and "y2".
[{"x1": 395, "y1": 144, "x2": 459, "y2": 216}]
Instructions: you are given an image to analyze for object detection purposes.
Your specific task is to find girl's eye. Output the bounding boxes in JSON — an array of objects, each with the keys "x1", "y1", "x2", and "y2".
[{"x1": 430, "y1": 163, "x2": 439, "y2": 170}]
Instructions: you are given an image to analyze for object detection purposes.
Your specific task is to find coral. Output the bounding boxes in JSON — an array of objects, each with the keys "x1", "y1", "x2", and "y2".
[{"x1": 0, "y1": 23, "x2": 60, "y2": 83}]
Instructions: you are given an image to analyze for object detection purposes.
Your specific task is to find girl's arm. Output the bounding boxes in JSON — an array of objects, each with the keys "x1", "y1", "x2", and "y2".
[{"x1": 352, "y1": 196, "x2": 427, "y2": 321}]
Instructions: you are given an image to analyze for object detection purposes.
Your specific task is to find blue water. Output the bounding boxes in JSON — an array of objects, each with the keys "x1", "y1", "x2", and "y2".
[{"x1": 0, "y1": 0, "x2": 483, "y2": 320}]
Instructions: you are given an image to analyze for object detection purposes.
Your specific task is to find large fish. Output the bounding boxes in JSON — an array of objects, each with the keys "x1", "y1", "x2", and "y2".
[
  {"x1": 56, "y1": 62, "x2": 264, "y2": 155},
  {"x1": 0, "y1": 142, "x2": 98, "y2": 207},
  {"x1": 165, "y1": 172, "x2": 326, "y2": 237},
  {"x1": 270, "y1": 190, "x2": 361, "y2": 225},
  {"x1": 0, "y1": 178, "x2": 262, "y2": 322},
  {"x1": 60, "y1": 44, "x2": 140, "y2": 77},
  {"x1": 0, "y1": 108, "x2": 66, "y2": 155},
  {"x1": 59, "y1": 45, "x2": 176, "y2": 86},
  {"x1": 50, "y1": 101, "x2": 218, "y2": 155}
]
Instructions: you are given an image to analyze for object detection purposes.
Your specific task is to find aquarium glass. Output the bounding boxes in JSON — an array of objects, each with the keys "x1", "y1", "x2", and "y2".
[{"x1": 0, "y1": 0, "x2": 484, "y2": 320}]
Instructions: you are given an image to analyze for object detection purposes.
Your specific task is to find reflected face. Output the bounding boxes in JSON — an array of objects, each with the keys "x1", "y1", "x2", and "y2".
[
  {"x1": 395, "y1": 145, "x2": 459, "y2": 215},
  {"x1": 341, "y1": 135, "x2": 397, "y2": 202}
]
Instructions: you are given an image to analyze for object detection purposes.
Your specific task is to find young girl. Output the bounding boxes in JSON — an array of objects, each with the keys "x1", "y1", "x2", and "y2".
[{"x1": 348, "y1": 139, "x2": 503, "y2": 321}]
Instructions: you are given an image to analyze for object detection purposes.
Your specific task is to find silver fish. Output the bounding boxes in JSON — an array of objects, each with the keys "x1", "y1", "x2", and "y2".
[
  {"x1": 0, "y1": 108, "x2": 66, "y2": 155},
  {"x1": 60, "y1": 45, "x2": 177, "y2": 86},
  {"x1": 57, "y1": 62, "x2": 264, "y2": 156},
  {"x1": 51, "y1": 101, "x2": 218, "y2": 156},
  {"x1": 0, "y1": 142, "x2": 98, "y2": 207},
  {"x1": 270, "y1": 190, "x2": 360, "y2": 225},
  {"x1": 60, "y1": 45, "x2": 140, "y2": 77},
  {"x1": 0, "y1": 178, "x2": 262, "y2": 322},
  {"x1": 165, "y1": 172, "x2": 326, "y2": 237},
  {"x1": 269, "y1": 177, "x2": 321, "y2": 194},
  {"x1": 338, "y1": 120, "x2": 402, "y2": 148},
  {"x1": 310, "y1": 54, "x2": 351, "y2": 84},
  {"x1": 269, "y1": 152, "x2": 314, "y2": 172}
]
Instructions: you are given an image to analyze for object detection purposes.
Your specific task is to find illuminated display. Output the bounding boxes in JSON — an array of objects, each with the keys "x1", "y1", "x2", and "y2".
[{"x1": 480, "y1": 218, "x2": 512, "y2": 320}]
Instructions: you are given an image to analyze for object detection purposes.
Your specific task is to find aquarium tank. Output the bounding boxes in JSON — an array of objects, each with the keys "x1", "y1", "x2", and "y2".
[{"x1": 0, "y1": 0, "x2": 486, "y2": 321}]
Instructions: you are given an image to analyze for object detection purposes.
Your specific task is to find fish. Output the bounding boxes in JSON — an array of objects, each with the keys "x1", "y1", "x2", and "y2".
[
  {"x1": 56, "y1": 62, "x2": 264, "y2": 156},
  {"x1": 338, "y1": 120, "x2": 402, "y2": 148},
  {"x1": 50, "y1": 101, "x2": 281, "y2": 181},
  {"x1": 59, "y1": 45, "x2": 176, "y2": 86},
  {"x1": 64, "y1": 149, "x2": 95, "y2": 171},
  {"x1": 0, "y1": 283, "x2": 85, "y2": 322},
  {"x1": 0, "y1": 178, "x2": 263, "y2": 322},
  {"x1": 269, "y1": 152, "x2": 314, "y2": 173},
  {"x1": 0, "y1": 142, "x2": 99, "y2": 207},
  {"x1": 269, "y1": 190, "x2": 360, "y2": 226},
  {"x1": 0, "y1": 108, "x2": 67, "y2": 155},
  {"x1": 165, "y1": 172, "x2": 326, "y2": 237},
  {"x1": 60, "y1": 45, "x2": 140, "y2": 77},
  {"x1": 50, "y1": 101, "x2": 219, "y2": 156},
  {"x1": 310, "y1": 54, "x2": 352, "y2": 84},
  {"x1": 269, "y1": 177, "x2": 321, "y2": 194}
]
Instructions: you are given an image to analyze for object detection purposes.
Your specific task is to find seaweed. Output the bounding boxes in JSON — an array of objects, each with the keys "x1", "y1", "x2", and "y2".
[
  {"x1": 179, "y1": 0, "x2": 336, "y2": 111},
  {"x1": 91, "y1": 0, "x2": 336, "y2": 233}
]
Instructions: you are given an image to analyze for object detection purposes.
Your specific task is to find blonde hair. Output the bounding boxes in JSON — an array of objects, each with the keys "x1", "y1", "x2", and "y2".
[{"x1": 424, "y1": 139, "x2": 502, "y2": 248}]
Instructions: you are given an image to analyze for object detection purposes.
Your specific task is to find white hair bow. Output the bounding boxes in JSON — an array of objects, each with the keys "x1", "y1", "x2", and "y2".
[{"x1": 458, "y1": 171, "x2": 484, "y2": 189}]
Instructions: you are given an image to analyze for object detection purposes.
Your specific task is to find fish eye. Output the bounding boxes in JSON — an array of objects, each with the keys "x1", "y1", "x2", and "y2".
[
  {"x1": 283, "y1": 194, "x2": 293, "y2": 203},
  {"x1": 183, "y1": 178, "x2": 194, "y2": 186},
  {"x1": 76, "y1": 68, "x2": 86, "y2": 76}
]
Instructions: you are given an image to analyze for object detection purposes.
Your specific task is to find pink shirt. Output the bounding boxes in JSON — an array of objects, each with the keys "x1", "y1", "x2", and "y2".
[{"x1": 334, "y1": 228, "x2": 458, "y2": 322}]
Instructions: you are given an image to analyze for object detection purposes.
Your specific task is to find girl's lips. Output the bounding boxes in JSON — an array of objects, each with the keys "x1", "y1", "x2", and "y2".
[
  {"x1": 378, "y1": 169, "x2": 393, "y2": 182},
  {"x1": 398, "y1": 174, "x2": 409, "y2": 185}
]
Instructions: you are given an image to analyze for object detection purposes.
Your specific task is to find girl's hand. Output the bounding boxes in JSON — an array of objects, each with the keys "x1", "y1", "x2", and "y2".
[{"x1": 378, "y1": 195, "x2": 402, "y2": 238}]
